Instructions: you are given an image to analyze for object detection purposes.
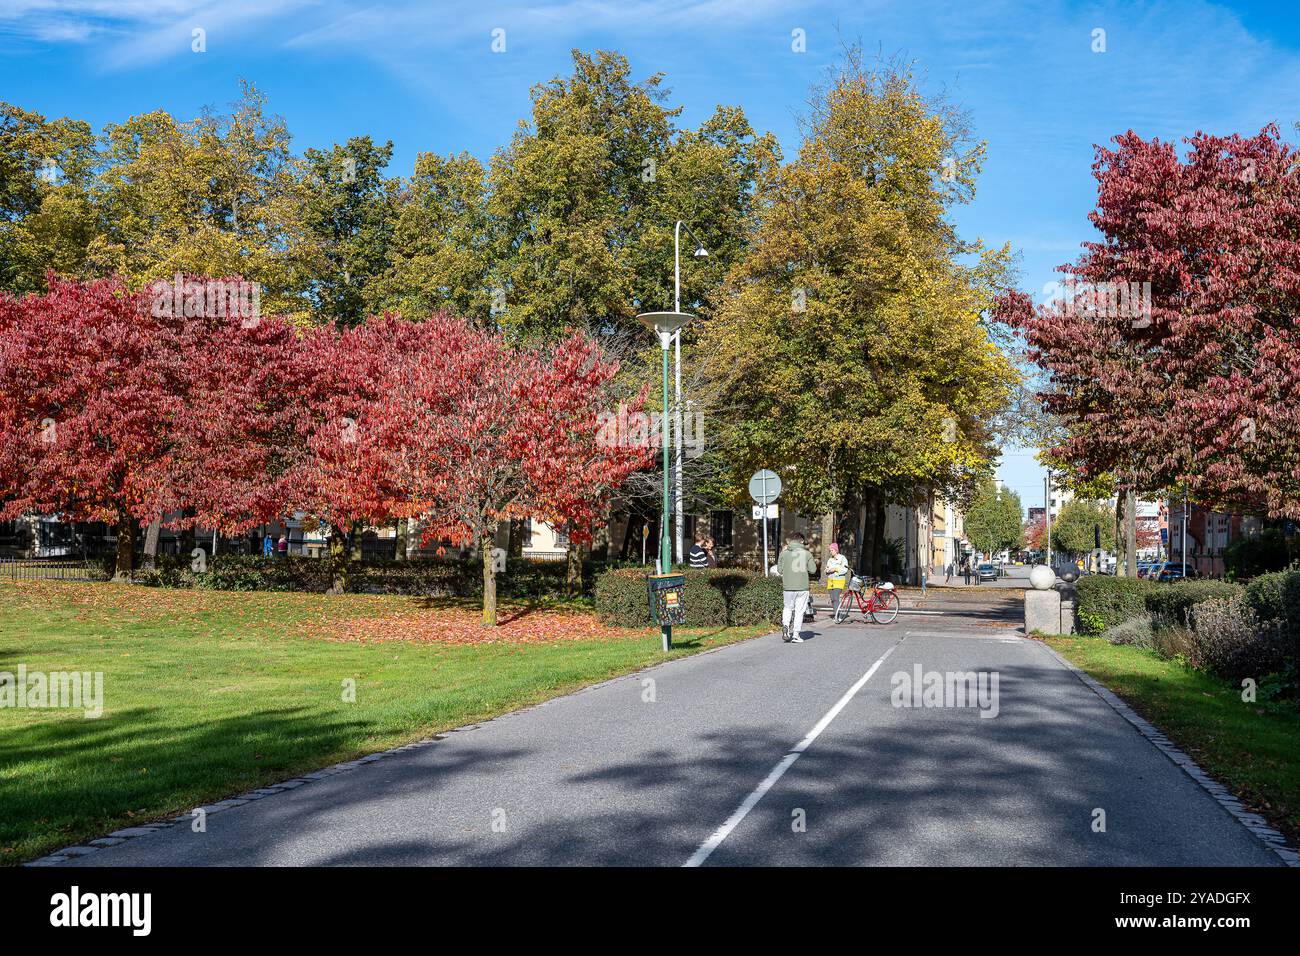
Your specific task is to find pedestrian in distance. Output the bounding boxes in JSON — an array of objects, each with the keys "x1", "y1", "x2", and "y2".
[
  {"x1": 778, "y1": 531, "x2": 818, "y2": 643},
  {"x1": 703, "y1": 536, "x2": 718, "y2": 567},
  {"x1": 277, "y1": 534, "x2": 288, "y2": 557},
  {"x1": 945, "y1": 560, "x2": 954, "y2": 583},
  {"x1": 824, "y1": 542, "x2": 850, "y2": 617},
  {"x1": 688, "y1": 534, "x2": 710, "y2": 569},
  {"x1": 262, "y1": 533, "x2": 274, "y2": 557},
  {"x1": 962, "y1": 557, "x2": 972, "y2": 586}
]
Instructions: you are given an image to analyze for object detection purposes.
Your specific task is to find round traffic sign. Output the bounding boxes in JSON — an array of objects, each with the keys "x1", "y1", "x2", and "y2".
[{"x1": 748, "y1": 469, "x2": 782, "y2": 504}]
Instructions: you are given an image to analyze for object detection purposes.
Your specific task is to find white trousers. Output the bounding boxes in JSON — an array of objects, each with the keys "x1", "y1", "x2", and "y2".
[{"x1": 782, "y1": 590, "x2": 810, "y2": 632}]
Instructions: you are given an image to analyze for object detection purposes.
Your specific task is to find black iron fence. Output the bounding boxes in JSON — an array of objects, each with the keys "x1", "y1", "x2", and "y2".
[{"x1": 0, "y1": 558, "x2": 102, "y2": 582}]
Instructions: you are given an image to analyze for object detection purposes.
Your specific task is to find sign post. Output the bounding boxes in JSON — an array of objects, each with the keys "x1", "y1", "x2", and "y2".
[{"x1": 748, "y1": 469, "x2": 783, "y2": 574}]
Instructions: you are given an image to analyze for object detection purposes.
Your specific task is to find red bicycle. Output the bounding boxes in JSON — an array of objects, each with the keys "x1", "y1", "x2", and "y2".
[{"x1": 832, "y1": 575, "x2": 900, "y2": 625}]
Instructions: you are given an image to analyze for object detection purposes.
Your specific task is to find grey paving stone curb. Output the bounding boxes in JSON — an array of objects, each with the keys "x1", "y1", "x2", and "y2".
[
  {"x1": 1038, "y1": 641, "x2": 1299, "y2": 867},
  {"x1": 23, "y1": 733, "x2": 451, "y2": 867}
]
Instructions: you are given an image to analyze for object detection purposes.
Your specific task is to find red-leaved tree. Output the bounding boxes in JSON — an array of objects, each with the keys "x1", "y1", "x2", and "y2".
[
  {"x1": 0, "y1": 277, "x2": 179, "y2": 576},
  {"x1": 997, "y1": 124, "x2": 1300, "y2": 523},
  {"x1": 380, "y1": 316, "x2": 649, "y2": 624}
]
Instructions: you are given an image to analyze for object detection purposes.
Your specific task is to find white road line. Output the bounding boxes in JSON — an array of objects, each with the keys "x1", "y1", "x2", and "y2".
[{"x1": 682, "y1": 636, "x2": 905, "y2": 867}]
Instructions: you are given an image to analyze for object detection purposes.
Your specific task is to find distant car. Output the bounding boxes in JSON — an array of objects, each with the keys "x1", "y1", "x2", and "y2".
[
  {"x1": 1136, "y1": 561, "x2": 1156, "y2": 578},
  {"x1": 1149, "y1": 561, "x2": 1197, "y2": 582},
  {"x1": 976, "y1": 562, "x2": 998, "y2": 582}
]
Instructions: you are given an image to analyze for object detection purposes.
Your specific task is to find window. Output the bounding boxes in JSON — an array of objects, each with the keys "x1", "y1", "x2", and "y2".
[
  {"x1": 710, "y1": 510, "x2": 733, "y2": 548},
  {"x1": 765, "y1": 515, "x2": 783, "y2": 550}
]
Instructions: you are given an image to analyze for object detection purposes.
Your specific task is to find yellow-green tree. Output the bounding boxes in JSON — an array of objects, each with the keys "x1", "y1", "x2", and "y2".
[
  {"x1": 0, "y1": 102, "x2": 100, "y2": 293},
  {"x1": 698, "y1": 50, "x2": 1019, "y2": 574},
  {"x1": 87, "y1": 82, "x2": 312, "y2": 317}
]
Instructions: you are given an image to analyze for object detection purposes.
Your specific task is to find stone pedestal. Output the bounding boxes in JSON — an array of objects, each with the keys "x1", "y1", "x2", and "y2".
[{"x1": 1025, "y1": 588, "x2": 1062, "y2": 635}]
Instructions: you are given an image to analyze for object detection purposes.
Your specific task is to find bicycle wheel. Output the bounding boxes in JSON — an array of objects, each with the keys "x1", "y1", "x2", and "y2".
[
  {"x1": 870, "y1": 590, "x2": 900, "y2": 624},
  {"x1": 833, "y1": 596, "x2": 851, "y2": 624}
]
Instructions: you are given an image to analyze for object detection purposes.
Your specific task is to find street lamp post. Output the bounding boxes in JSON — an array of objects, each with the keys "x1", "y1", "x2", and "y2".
[
  {"x1": 672, "y1": 221, "x2": 708, "y2": 564},
  {"x1": 639, "y1": 311, "x2": 691, "y2": 651}
]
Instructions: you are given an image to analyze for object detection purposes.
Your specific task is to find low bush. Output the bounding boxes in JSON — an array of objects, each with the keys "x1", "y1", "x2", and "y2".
[
  {"x1": 135, "y1": 553, "x2": 606, "y2": 598},
  {"x1": 593, "y1": 567, "x2": 781, "y2": 627},
  {"x1": 1103, "y1": 615, "x2": 1155, "y2": 649},
  {"x1": 1075, "y1": 575, "x2": 1157, "y2": 635},
  {"x1": 1187, "y1": 596, "x2": 1289, "y2": 681},
  {"x1": 1242, "y1": 569, "x2": 1300, "y2": 637},
  {"x1": 1145, "y1": 579, "x2": 1241, "y2": 629}
]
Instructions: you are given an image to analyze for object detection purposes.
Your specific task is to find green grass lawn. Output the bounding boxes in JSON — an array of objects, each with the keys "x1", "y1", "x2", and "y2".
[
  {"x1": 1046, "y1": 634, "x2": 1300, "y2": 844},
  {"x1": 0, "y1": 581, "x2": 767, "y2": 864}
]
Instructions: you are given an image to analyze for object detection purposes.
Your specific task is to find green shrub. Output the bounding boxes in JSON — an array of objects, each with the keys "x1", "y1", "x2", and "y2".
[
  {"x1": 1104, "y1": 615, "x2": 1155, "y2": 649},
  {"x1": 1224, "y1": 528, "x2": 1294, "y2": 579},
  {"x1": 593, "y1": 567, "x2": 780, "y2": 628},
  {"x1": 138, "y1": 553, "x2": 606, "y2": 598},
  {"x1": 730, "y1": 575, "x2": 784, "y2": 626},
  {"x1": 1075, "y1": 575, "x2": 1157, "y2": 635},
  {"x1": 1187, "y1": 596, "x2": 1290, "y2": 681},
  {"x1": 1144, "y1": 579, "x2": 1241, "y2": 628}
]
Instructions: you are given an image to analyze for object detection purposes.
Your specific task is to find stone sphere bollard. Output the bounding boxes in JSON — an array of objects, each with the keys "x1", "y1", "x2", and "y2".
[{"x1": 1029, "y1": 564, "x2": 1055, "y2": 590}]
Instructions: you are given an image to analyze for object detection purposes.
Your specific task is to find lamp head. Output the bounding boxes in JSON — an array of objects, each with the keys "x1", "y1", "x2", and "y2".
[
  {"x1": 694, "y1": 245, "x2": 709, "y2": 258},
  {"x1": 637, "y1": 311, "x2": 691, "y2": 349}
]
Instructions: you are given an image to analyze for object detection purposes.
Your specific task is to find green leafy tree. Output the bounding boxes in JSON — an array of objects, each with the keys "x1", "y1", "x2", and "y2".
[
  {"x1": 698, "y1": 49, "x2": 1018, "y2": 573},
  {"x1": 87, "y1": 82, "x2": 311, "y2": 317},
  {"x1": 366, "y1": 151, "x2": 493, "y2": 323},
  {"x1": 964, "y1": 479, "x2": 1023, "y2": 555},
  {"x1": 1053, "y1": 499, "x2": 1115, "y2": 556},
  {"x1": 0, "y1": 102, "x2": 100, "y2": 293},
  {"x1": 300, "y1": 136, "x2": 398, "y2": 326}
]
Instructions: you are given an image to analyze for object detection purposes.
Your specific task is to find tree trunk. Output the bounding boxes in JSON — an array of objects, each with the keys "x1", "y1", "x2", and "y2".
[
  {"x1": 143, "y1": 518, "x2": 162, "y2": 570},
  {"x1": 482, "y1": 530, "x2": 498, "y2": 626},
  {"x1": 179, "y1": 507, "x2": 196, "y2": 559},
  {"x1": 816, "y1": 510, "x2": 834, "y2": 581},
  {"x1": 854, "y1": 494, "x2": 868, "y2": 575},
  {"x1": 395, "y1": 518, "x2": 408, "y2": 561},
  {"x1": 870, "y1": 495, "x2": 886, "y2": 579},
  {"x1": 114, "y1": 515, "x2": 135, "y2": 580},
  {"x1": 565, "y1": 527, "x2": 584, "y2": 597},
  {"x1": 327, "y1": 524, "x2": 349, "y2": 595},
  {"x1": 1125, "y1": 490, "x2": 1138, "y2": 577}
]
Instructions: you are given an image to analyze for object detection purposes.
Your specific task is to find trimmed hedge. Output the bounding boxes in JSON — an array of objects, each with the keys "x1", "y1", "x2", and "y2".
[
  {"x1": 133, "y1": 554, "x2": 605, "y2": 598},
  {"x1": 1243, "y1": 569, "x2": 1300, "y2": 647},
  {"x1": 594, "y1": 567, "x2": 782, "y2": 628},
  {"x1": 1144, "y1": 579, "x2": 1241, "y2": 629},
  {"x1": 1075, "y1": 575, "x2": 1158, "y2": 635}
]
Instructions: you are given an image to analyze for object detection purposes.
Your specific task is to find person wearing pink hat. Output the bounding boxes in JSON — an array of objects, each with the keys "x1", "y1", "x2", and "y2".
[{"x1": 824, "y1": 541, "x2": 850, "y2": 617}]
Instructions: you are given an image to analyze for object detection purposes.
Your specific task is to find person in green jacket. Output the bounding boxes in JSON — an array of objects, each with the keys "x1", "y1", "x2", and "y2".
[{"x1": 777, "y1": 532, "x2": 818, "y2": 643}]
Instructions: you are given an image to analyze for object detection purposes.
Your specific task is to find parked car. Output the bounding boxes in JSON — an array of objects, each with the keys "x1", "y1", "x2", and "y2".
[
  {"x1": 976, "y1": 562, "x2": 998, "y2": 582},
  {"x1": 1148, "y1": 561, "x2": 1198, "y2": 581},
  {"x1": 1136, "y1": 561, "x2": 1156, "y2": 578}
]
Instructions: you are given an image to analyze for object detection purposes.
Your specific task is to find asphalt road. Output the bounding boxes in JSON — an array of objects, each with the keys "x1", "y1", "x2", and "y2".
[{"x1": 58, "y1": 587, "x2": 1280, "y2": 867}]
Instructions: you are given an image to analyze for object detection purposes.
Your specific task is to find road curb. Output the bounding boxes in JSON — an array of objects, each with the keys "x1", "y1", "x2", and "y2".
[{"x1": 1038, "y1": 642, "x2": 1299, "y2": 867}]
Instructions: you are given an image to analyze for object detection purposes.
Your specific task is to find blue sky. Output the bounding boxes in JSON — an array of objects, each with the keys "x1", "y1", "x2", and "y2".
[{"x1": 3, "y1": 0, "x2": 1298, "y2": 513}]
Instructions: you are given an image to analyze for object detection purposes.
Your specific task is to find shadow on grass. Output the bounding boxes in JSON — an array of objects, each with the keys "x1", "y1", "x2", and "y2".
[{"x1": 0, "y1": 703, "x2": 405, "y2": 862}]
